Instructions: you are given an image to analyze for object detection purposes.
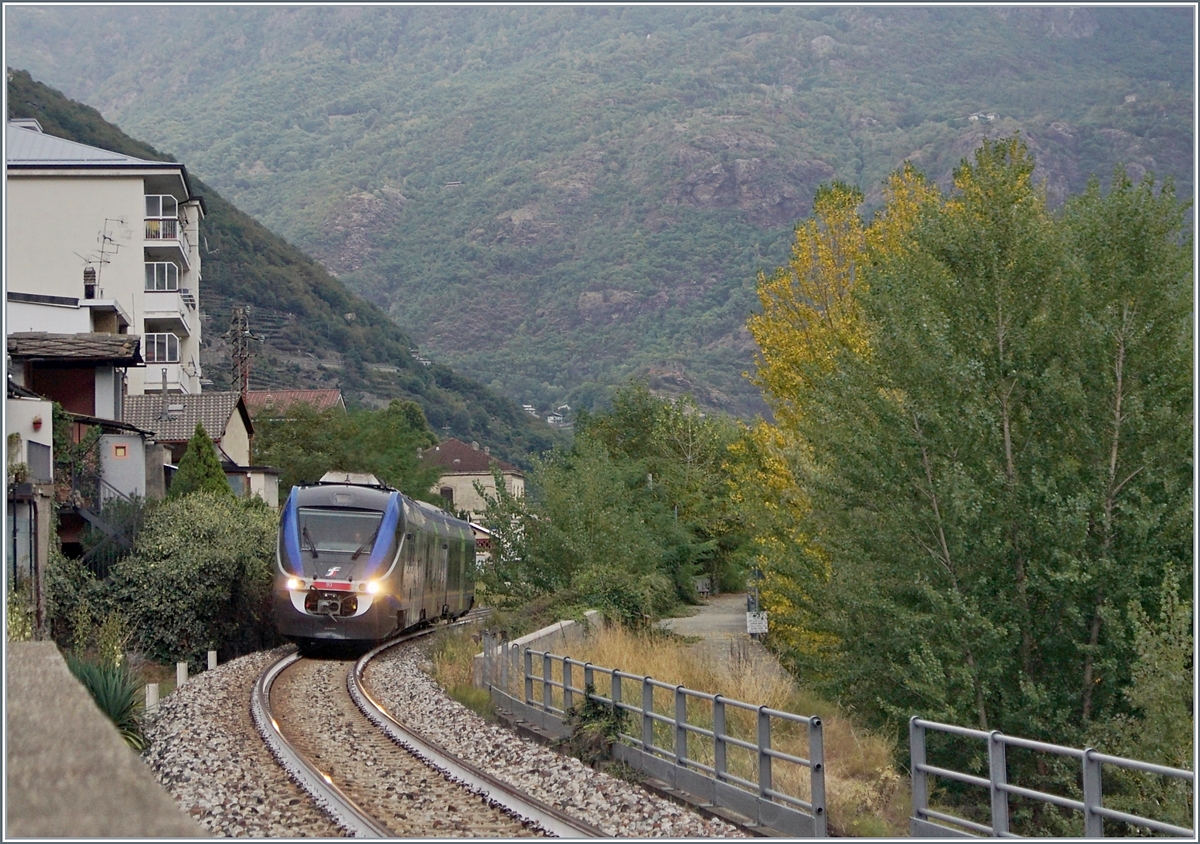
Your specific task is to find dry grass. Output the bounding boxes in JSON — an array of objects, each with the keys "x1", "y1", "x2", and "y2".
[
  {"x1": 558, "y1": 625, "x2": 908, "y2": 836},
  {"x1": 437, "y1": 622, "x2": 908, "y2": 836}
]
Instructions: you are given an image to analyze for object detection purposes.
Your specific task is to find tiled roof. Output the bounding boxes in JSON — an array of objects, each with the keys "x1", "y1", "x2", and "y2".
[
  {"x1": 7, "y1": 332, "x2": 142, "y2": 365},
  {"x1": 244, "y1": 389, "x2": 346, "y2": 416},
  {"x1": 6, "y1": 122, "x2": 158, "y2": 166},
  {"x1": 123, "y1": 392, "x2": 251, "y2": 443},
  {"x1": 419, "y1": 438, "x2": 521, "y2": 475}
]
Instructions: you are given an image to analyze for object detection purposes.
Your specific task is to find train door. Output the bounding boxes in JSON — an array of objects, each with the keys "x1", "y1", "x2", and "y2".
[
  {"x1": 431, "y1": 520, "x2": 449, "y2": 617},
  {"x1": 447, "y1": 524, "x2": 468, "y2": 615},
  {"x1": 445, "y1": 526, "x2": 462, "y2": 615},
  {"x1": 398, "y1": 528, "x2": 416, "y2": 628}
]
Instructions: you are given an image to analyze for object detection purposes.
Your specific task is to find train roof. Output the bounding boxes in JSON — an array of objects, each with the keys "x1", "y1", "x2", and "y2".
[{"x1": 316, "y1": 471, "x2": 391, "y2": 489}]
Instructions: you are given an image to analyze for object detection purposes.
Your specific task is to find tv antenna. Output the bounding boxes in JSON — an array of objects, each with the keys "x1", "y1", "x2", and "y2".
[{"x1": 92, "y1": 219, "x2": 126, "y2": 287}]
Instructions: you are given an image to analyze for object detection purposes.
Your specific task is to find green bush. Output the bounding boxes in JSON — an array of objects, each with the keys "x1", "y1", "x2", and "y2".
[
  {"x1": 44, "y1": 545, "x2": 107, "y2": 648},
  {"x1": 65, "y1": 652, "x2": 145, "y2": 751},
  {"x1": 107, "y1": 491, "x2": 281, "y2": 668},
  {"x1": 6, "y1": 580, "x2": 34, "y2": 642}
]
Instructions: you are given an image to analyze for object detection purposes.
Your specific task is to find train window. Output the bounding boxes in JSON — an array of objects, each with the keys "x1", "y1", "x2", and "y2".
[{"x1": 297, "y1": 508, "x2": 383, "y2": 555}]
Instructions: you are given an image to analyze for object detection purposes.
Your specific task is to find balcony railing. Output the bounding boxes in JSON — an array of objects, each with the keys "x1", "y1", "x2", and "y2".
[
  {"x1": 143, "y1": 291, "x2": 193, "y2": 336},
  {"x1": 144, "y1": 217, "x2": 192, "y2": 260}
]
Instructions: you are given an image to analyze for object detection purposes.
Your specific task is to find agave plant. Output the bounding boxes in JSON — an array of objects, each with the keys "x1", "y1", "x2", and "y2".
[{"x1": 65, "y1": 652, "x2": 146, "y2": 751}]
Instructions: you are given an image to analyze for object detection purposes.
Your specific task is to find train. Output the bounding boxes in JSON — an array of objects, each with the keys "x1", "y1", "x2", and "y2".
[{"x1": 273, "y1": 472, "x2": 475, "y2": 648}]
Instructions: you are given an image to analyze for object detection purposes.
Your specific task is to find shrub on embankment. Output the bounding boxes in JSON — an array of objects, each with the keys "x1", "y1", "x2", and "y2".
[{"x1": 46, "y1": 491, "x2": 282, "y2": 670}]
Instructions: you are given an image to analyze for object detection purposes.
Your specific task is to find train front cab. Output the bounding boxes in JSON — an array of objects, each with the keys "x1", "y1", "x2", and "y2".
[{"x1": 274, "y1": 484, "x2": 407, "y2": 643}]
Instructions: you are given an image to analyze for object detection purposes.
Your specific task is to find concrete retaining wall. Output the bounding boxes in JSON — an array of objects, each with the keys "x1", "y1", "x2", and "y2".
[{"x1": 5, "y1": 641, "x2": 204, "y2": 837}]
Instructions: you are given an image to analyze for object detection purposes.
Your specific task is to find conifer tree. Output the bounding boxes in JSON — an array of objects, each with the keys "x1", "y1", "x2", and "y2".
[{"x1": 169, "y1": 423, "x2": 234, "y2": 499}]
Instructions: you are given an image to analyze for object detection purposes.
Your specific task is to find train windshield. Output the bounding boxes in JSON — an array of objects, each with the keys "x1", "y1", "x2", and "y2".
[{"x1": 297, "y1": 508, "x2": 384, "y2": 559}]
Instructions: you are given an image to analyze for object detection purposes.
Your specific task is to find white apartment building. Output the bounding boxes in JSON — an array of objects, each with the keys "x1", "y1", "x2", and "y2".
[{"x1": 6, "y1": 118, "x2": 205, "y2": 395}]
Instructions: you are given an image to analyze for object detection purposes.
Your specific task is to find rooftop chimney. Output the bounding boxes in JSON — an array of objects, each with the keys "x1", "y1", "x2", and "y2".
[{"x1": 83, "y1": 267, "x2": 97, "y2": 300}]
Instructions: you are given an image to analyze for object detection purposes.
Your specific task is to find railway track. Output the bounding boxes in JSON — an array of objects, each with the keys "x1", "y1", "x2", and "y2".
[{"x1": 252, "y1": 626, "x2": 605, "y2": 838}]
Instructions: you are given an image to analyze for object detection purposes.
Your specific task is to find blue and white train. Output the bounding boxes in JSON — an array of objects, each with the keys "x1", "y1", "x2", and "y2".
[{"x1": 273, "y1": 472, "x2": 475, "y2": 648}]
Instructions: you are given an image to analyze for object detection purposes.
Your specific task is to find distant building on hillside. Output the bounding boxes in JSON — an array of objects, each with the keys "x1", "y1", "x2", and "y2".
[{"x1": 418, "y1": 438, "x2": 524, "y2": 521}]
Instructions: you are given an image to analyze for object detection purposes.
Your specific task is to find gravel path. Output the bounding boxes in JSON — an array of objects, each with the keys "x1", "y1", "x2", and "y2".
[{"x1": 141, "y1": 641, "x2": 747, "y2": 837}]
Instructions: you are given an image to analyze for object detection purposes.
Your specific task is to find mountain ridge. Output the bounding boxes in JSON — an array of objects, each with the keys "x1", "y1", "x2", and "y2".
[
  {"x1": 6, "y1": 69, "x2": 563, "y2": 468},
  {"x1": 6, "y1": 6, "x2": 1192, "y2": 417}
]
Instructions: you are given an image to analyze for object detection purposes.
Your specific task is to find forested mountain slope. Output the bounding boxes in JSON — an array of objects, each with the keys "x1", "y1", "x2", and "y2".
[
  {"x1": 6, "y1": 6, "x2": 1192, "y2": 417},
  {"x1": 6, "y1": 70, "x2": 562, "y2": 466}
]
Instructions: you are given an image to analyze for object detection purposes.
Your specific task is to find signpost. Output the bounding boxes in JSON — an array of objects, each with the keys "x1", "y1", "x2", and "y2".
[{"x1": 747, "y1": 611, "x2": 768, "y2": 635}]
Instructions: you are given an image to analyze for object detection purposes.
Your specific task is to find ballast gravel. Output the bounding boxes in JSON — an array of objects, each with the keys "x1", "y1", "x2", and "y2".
[
  {"x1": 365, "y1": 643, "x2": 747, "y2": 838},
  {"x1": 142, "y1": 647, "x2": 344, "y2": 838},
  {"x1": 141, "y1": 643, "x2": 747, "y2": 837}
]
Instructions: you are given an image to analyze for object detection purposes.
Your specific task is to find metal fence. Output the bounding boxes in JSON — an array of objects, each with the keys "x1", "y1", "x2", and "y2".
[
  {"x1": 910, "y1": 716, "x2": 1194, "y2": 838},
  {"x1": 482, "y1": 635, "x2": 826, "y2": 836}
]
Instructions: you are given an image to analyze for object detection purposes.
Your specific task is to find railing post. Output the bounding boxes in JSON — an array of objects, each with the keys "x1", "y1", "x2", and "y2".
[
  {"x1": 584, "y1": 662, "x2": 594, "y2": 698},
  {"x1": 809, "y1": 717, "x2": 827, "y2": 836},
  {"x1": 674, "y1": 685, "x2": 688, "y2": 765},
  {"x1": 611, "y1": 670, "x2": 622, "y2": 714},
  {"x1": 145, "y1": 683, "x2": 159, "y2": 714},
  {"x1": 909, "y1": 717, "x2": 928, "y2": 824},
  {"x1": 481, "y1": 631, "x2": 491, "y2": 686},
  {"x1": 1082, "y1": 749, "x2": 1103, "y2": 837},
  {"x1": 486, "y1": 632, "x2": 498, "y2": 686},
  {"x1": 524, "y1": 648, "x2": 533, "y2": 704},
  {"x1": 176, "y1": 661, "x2": 188, "y2": 688},
  {"x1": 713, "y1": 695, "x2": 727, "y2": 781},
  {"x1": 500, "y1": 640, "x2": 510, "y2": 693},
  {"x1": 757, "y1": 705, "x2": 772, "y2": 797},
  {"x1": 988, "y1": 730, "x2": 1010, "y2": 837},
  {"x1": 563, "y1": 659, "x2": 573, "y2": 713},
  {"x1": 208, "y1": 650, "x2": 218, "y2": 671},
  {"x1": 542, "y1": 652, "x2": 552, "y2": 711},
  {"x1": 642, "y1": 678, "x2": 654, "y2": 751}
]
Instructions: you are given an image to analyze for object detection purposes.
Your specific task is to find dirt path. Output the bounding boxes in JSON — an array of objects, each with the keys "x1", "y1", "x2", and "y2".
[{"x1": 655, "y1": 592, "x2": 792, "y2": 685}]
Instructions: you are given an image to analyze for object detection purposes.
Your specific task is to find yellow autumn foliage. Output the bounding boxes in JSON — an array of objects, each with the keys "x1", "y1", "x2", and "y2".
[{"x1": 744, "y1": 164, "x2": 941, "y2": 667}]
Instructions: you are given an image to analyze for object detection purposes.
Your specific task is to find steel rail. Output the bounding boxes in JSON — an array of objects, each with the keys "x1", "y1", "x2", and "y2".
[
  {"x1": 352, "y1": 635, "x2": 607, "y2": 838},
  {"x1": 250, "y1": 649, "x2": 395, "y2": 837}
]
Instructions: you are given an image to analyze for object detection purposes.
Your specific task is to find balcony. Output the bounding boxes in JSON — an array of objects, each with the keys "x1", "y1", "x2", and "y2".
[
  {"x1": 143, "y1": 289, "x2": 193, "y2": 336},
  {"x1": 144, "y1": 217, "x2": 192, "y2": 268}
]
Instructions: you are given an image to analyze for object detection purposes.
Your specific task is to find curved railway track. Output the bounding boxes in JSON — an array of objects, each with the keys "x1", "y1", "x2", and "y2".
[{"x1": 252, "y1": 627, "x2": 606, "y2": 838}]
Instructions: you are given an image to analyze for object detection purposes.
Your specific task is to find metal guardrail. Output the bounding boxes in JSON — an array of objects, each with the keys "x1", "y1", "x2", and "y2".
[
  {"x1": 910, "y1": 716, "x2": 1194, "y2": 838},
  {"x1": 482, "y1": 636, "x2": 826, "y2": 836}
]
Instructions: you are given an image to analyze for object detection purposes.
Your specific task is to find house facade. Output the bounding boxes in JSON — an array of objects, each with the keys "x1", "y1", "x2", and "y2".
[
  {"x1": 6, "y1": 118, "x2": 205, "y2": 396},
  {"x1": 418, "y1": 438, "x2": 524, "y2": 521},
  {"x1": 123, "y1": 392, "x2": 279, "y2": 507},
  {"x1": 6, "y1": 118, "x2": 207, "y2": 583}
]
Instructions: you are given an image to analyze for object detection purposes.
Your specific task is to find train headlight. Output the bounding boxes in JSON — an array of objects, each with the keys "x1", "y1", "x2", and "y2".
[
  {"x1": 365, "y1": 580, "x2": 382, "y2": 595},
  {"x1": 286, "y1": 577, "x2": 303, "y2": 591}
]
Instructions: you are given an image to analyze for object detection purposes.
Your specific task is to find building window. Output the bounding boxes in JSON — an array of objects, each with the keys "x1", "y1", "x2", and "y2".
[
  {"x1": 145, "y1": 262, "x2": 180, "y2": 291},
  {"x1": 145, "y1": 195, "x2": 178, "y2": 219},
  {"x1": 440, "y1": 486, "x2": 454, "y2": 506},
  {"x1": 145, "y1": 195, "x2": 180, "y2": 240},
  {"x1": 144, "y1": 333, "x2": 180, "y2": 363},
  {"x1": 113, "y1": 444, "x2": 128, "y2": 459}
]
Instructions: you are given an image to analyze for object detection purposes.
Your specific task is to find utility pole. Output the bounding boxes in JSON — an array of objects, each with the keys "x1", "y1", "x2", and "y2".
[{"x1": 223, "y1": 307, "x2": 257, "y2": 399}]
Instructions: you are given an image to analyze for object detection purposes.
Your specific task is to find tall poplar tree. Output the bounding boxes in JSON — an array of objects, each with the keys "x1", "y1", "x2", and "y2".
[{"x1": 752, "y1": 139, "x2": 1192, "y2": 762}]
